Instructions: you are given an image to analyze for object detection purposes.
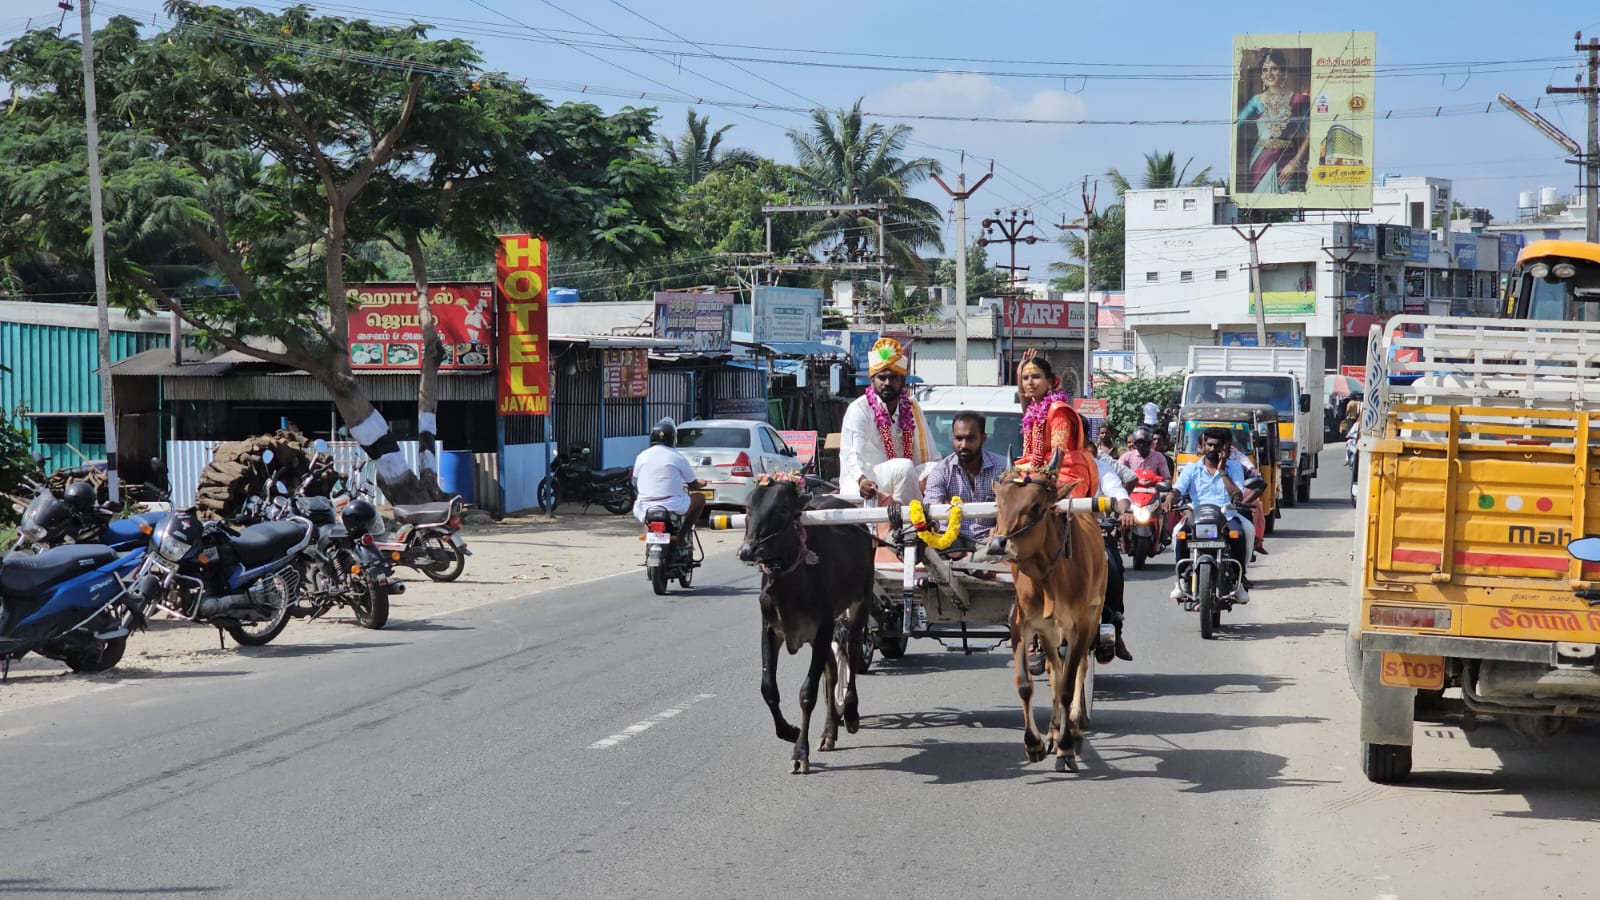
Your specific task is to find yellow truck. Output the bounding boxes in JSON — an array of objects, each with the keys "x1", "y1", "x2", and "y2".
[{"x1": 1350, "y1": 313, "x2": 1600, "y2": 782}]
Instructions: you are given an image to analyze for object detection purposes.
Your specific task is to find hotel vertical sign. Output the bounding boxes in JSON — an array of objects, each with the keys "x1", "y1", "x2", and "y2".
[{"x1": 496, "y1": 235, "x2": 550, "y2": 415}]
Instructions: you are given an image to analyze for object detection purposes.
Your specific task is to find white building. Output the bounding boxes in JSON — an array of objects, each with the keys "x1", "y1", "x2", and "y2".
[{"x1": 1124, "y1": 177, "x2": 1513, "y2": 374}]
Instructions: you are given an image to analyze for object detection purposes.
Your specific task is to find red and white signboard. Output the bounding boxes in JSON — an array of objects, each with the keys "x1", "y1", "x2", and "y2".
[
  {"x1": 346, "y1": 283, "x2": 494, "y2": 370},
  {"x1": 778, "y1": 430, "x2": 818, "y2": 466},
  {"x1": 1072, "y1": 398, "x2": 1109, "y2": 418},
  {"x1": 1002, "y1": 298, "x2": 1098, "y2": 340}
]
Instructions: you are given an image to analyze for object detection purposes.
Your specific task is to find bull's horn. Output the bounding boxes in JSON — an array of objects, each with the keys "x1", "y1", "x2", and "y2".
[{"x1": 1044, "y1": 448, "x2": 1063, "y2": 475}]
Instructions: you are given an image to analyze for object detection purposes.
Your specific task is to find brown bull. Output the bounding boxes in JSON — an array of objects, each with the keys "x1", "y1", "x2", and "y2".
[{"x1": 987, "y1": 449, "x2": 1108, "y2": 772}]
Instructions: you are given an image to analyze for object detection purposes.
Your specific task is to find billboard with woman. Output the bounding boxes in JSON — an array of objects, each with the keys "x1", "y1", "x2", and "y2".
[{"x1": 1231, "y1": 32, "x2": 1376, "y2": 210}]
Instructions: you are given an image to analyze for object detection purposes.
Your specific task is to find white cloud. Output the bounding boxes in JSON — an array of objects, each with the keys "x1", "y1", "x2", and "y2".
[{"x1": 866, "y1": 72, "x2": 1089, "y2": 135}]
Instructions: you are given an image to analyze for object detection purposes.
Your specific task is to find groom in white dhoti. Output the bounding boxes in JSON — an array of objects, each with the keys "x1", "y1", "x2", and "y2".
[{"x1": 839, "y1": 337, "x2": 936, "y2": 505}]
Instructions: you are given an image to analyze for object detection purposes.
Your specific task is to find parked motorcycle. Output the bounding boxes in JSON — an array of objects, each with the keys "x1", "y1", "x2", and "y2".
[
  {"x1": 12, "y1": 474, "x2": 169, "y2": 554},
  {"x1": 125, "y1": 506, "x2": 315, "y2": 647},
  {"x1": 1121, "y1": 468, "x2": 1169, "y2": 571},
  {"x1": 0, "y1": 544, "x2": 145, "y2": 677},
  {"x1": 1172, "y1": 475, "x2": 1267, "y2": 640},
  {"x1": 538, "y1": 443, "x2": 635, "y2": 515},
  {"x1": 272, "y1": 487, "x2": 400, "y2": 630},
  {"x1": 374, "y1": 494, "x2": 471, "y2": 583},
  {"x1": 642, "y1": 505, "x2": 702, "y2": 595}
]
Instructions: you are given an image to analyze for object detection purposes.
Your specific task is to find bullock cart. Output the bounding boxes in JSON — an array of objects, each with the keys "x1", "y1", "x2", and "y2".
[{"x1": 711, "y1": 495, "x2": 1113, "y2": 661}]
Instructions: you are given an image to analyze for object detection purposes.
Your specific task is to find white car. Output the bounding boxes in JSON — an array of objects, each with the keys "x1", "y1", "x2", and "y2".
[
  {"x1": 914, "y1": 385, "x2": 1026, "y2": 461},
  {"x1": 674, "y1": 419, "x2": 803, "y2": 511}
]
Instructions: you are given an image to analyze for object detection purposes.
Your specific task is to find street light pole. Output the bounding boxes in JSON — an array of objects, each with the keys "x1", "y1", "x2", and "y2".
[{"x1": 979, "y1": 207, "x2": 1038, "y2": 384}]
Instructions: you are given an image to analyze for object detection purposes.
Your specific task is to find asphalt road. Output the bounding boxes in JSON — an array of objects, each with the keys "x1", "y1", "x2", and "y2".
[{"x1": 3, "y1": 446, "x2": 1598, "y2": 899}]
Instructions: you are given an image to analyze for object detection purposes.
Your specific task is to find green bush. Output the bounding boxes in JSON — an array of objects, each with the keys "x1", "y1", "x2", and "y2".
[
  {"x1": 1095, "y1": 372, "x2": 1185, "y2": 441},
  {"x1": 1, "y1": 409, "x2": 36, "y2": 526}
]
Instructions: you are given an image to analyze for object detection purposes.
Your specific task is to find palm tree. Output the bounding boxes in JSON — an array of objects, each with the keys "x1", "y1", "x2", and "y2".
[
  {"x1": 785, "y1": 100, "x2": 944, "y2": 274},
  {"x1": 658, "y1": 111, "x2": 759, "y2": 186},
  {"x1": 1106, "y1": 150, "x2": 1215, "y2": 196}
]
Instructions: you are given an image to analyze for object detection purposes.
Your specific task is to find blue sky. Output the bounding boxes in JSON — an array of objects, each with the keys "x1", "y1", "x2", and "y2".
[{"x1": 8, "y1": 0, "x2": 1600, "y2": 278}]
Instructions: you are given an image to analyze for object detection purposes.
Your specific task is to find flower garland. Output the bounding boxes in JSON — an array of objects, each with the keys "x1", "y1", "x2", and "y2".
[
  {"x1": 864, "y1": 387, "x2": 916, "y2": 459},
  {"x1": 908, "y1": 496, "x2": 963, "y2": 550},
  {"x1": 1019, "y1": 390, "x2": 1070, "y2": 467},
  {"x1": 755, "y1": 471, "x2": 806, "y2": 489}
]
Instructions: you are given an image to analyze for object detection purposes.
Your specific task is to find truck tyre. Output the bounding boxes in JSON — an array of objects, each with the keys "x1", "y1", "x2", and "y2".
[
  {"x1": 1297, "y1": 472, "x2": 1312, "y2": 503},
  {"x1": 1281, "y1": 473, "x2": 1298, "y2": 508},
  {"x1": 1362, "y1": 742, "x2": 1412, "y2": 783}
]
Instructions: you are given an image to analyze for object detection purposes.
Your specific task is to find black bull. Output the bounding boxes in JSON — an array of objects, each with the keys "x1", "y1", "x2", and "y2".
[{"x1": 737, "y1": 484, "x2": 874, "y2": 774}]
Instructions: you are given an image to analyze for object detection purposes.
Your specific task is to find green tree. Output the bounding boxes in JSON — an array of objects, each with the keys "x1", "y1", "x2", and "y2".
[
  {"x1": 1049, "y1": 205, "x2": 1125, "y2": 292},
  {"x1": 1105, "y1": 150, "x2": 1215, "y2": 196},
  {"x1": 1, "y1": 408, "x2": 35, "y2": 528},
  {"x1": 1093, "y1": 371, "x2": 1185, "y2": 441},
  {"x1": 930, "y1": 241, "x2": 1002, "y2": 301},
  {"x1": 658, "y1": 110, "x2": 758, "y2": 187},
  {"x1": 0, "y1": 5, "x2": 679, "y2": 502},
  {"x1": 786, "y1": 100, "x2": 944, "y2": 278}
]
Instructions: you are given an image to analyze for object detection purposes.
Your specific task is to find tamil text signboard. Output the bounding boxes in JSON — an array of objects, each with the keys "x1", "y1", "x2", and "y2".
[
  {"x1": 1230, "y1": 32, "x2": 1376, "y2": 210},
  {"x1": 496, "y1": 235, "x2": 550, "y2": 415},
  {"x1": 752, "y1": 286, "x2": 823, "y2": 343},
  {"x1": 1001, "y1": 298, "x2": 1097, "y2": 341},
  {"x1": 347, "y1": 283, "x2": 494, "y2": 370},
  {"x1": 602, "y1": 349, "x2": 649, "y2": 400},
  {"x1": 653, "y1": 291, "x2": 733, "y2": 352}
]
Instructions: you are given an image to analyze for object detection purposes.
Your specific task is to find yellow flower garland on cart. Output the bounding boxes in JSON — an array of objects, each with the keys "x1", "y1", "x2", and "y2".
[{"x1": 908, "y1": 497, "x2": 963, "y2": 550}]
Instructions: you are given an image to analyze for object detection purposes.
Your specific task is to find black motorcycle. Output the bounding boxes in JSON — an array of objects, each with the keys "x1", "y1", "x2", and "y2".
[
  {"x1": 1172, "y1": 476, "x2": 1267, "y2": 640},
  {"x1": 275, "y1": 492, "x2": 399, "y2": 630},
  {"x1": 538, "y1": 443, "x2": 635, "y2": 515},
  {"x1": 642, "y1": 505, "x2": 702, "y2": 596},
  {"x1": 126, "y1": 509, "x2": 316, "y2": 647}
]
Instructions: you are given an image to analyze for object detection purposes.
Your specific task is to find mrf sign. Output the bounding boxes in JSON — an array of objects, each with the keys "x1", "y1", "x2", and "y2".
[
  {"x1": 1002, "y1": 298, "x2": 1097, "y2": 340},
  {"x1": 496, "y1": 235, "x2": 550, "y2": 415}
]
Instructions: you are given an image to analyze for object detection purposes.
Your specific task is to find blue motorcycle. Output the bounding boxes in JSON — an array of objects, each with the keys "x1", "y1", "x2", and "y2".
[{"x1": 0, "y1": 544, "x2": 146, "y2": 677}]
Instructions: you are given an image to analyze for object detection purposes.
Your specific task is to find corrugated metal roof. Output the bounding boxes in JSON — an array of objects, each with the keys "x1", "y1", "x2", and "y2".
[
  {"x1": 0, "y1": 301, "x2": 181, "y2": 334},
  {"x1": 552, "y1": 333, "x2": 685, "y2": 350},
  {"x1": 733, "y1": 339, "x2": 847, "y2": 358}
]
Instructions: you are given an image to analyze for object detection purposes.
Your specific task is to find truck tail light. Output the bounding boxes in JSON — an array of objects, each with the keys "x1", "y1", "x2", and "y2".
[{"x1": 1369, "y1": 605, "x2": 1452, "y2": 630}]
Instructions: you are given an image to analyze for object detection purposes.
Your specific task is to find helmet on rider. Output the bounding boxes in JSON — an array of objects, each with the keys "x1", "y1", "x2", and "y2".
[
  {"x1": 63, "y1": 480, "x2": 97, "y2": 513},
  {"x1": 649, "y1": 418, "x2": 677, "y2": 447}
]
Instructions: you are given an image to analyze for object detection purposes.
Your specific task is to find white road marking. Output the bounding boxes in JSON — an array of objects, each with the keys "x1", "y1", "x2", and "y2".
[{"x1": 590, "y1": 693, "x2": 716, "y2": 749}]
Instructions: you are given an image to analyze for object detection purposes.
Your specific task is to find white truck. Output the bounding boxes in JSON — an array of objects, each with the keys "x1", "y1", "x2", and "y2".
[{"x1": 1181, "y1": 346, "x2": 1324, "y2": 506}]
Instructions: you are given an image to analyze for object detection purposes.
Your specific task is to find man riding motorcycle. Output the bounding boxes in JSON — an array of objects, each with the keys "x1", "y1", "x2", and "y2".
[
  {"x1": 1164, "y1": 427, "x2": 1260, "y2": 603},
  {"x1": 631, "y1": 420, "x2": 706, "y2": 550}
]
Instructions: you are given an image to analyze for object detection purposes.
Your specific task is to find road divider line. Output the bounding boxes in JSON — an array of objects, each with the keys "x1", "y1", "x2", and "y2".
[{"x1": 589, "y1": 693, "x2": 716, "y2": 749}]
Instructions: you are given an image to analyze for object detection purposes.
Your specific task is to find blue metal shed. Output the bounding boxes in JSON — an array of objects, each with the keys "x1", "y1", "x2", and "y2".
[{"x1": 0, "y1": 302, "x2": 173, "y2": 473}]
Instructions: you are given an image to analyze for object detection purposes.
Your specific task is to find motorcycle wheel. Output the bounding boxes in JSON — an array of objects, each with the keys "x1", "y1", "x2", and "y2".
[
  {"x1": 420, "y1": 536, "x2": 466, "y2": 582},
  {"x1": 1131, "y1": 535, "x2": 1150, "y2": 571},
  {"x1": 350, "y1": 566, "x2": 390, "y2": 629},
  {"x1": 649, "y1": 563, "x2": 668, "y2": 596},
  {"x1": 538, "y1": 476, "x2": 559, "y2": 514},
  {"x1": 1197, "y1": 566, "x2": 1216, "y2": 640},
  {"x1": 226, "y1": 605, "x2": 291, "y2": 647},
  {"x1": 603, "y1": 483, "x2": 635, "y2": 516},
  {"x1": 64, "y1": 635, "x2": 126, "y2": 673}
]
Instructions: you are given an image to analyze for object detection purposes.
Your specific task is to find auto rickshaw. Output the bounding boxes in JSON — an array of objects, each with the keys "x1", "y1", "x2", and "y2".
[{"x1": 1174, "y1": 403, "x2": 1282, "y2": 532}]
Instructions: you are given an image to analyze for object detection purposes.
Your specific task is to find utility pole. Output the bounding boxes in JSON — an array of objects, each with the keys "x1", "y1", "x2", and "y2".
[
  {"x1": 1054, "y1": 177, "x2": 1100, "y2": 397},
  {"x1": 760, "y1": 201, "x2": 890, "y2": 324},
  {"x1": 979, "y1": 208, "x2": 1039, "y2": 384},
  {"x1": 76, "y1": 0, "x2": 118, "y2": 501},
  {"x1": 1547, "y1": 33, "x2": 1600, "y2": 242},
  {"x1": 1322, "y1": 241, "x2": 1360, "y2": 371},
  {"x1": 931, "y1": 163, "x2": 992, "y2": 386},
  {"x1": 1232, "y1": 224, "x2": 1272, "y2": 346}
]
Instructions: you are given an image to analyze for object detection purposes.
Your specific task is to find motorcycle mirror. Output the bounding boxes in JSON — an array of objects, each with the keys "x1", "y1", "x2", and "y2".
[
  {"x1": 262, "y1": 449, "x2": 275, "y2": 466},
  {"x1": 1244, "y1": 476, "x2": 1268, "y2": 493},
  {"x1": 313, "y1": 438, "x2": 329, "y2": 454},
  {"x1": 274, "y1": 480, "x2": 290, "y2": 496},
  {"x1": 1156, "y1": 481, "x2": 1171, "y2": 492},
  {"x1": 1568, "y1": 537, "x2": 1600, "y2": 563}
]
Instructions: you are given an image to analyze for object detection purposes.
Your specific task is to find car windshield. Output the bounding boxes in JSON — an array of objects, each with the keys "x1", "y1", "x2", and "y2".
[
  {"x1": 923, "y1": 411, "x2": 1024, "y2": 460},
  {"x1": 677, "y1": 426, "x2": 751, "y2": 449}
]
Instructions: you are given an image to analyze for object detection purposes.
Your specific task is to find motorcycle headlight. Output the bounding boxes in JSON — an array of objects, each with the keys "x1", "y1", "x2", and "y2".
[
  {"x1": 1196, "y1": 523, "x2": 1219, "y2": 540},
  {"x1": 20, "y1": 523, "x2": 47, "y2": 541},
  {"x1": 157, "y1": 533, "x2": 192, "y2": 561},
  {"x1": 1132, "y1": 506, "x2": 1152, "y2": 525}
]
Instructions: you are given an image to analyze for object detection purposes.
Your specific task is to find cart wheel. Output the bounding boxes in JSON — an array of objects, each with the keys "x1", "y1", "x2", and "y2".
[{"x1": 1362, "y1": 742, "x2": 1412, "y2": 783}]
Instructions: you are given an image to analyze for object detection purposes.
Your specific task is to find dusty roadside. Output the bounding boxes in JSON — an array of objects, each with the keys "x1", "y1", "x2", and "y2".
[{"x1": 0, "y1": 508, "x2": 741, "y2": 714}]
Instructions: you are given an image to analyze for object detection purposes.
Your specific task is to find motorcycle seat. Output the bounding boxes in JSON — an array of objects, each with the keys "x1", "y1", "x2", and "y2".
[
  {"x1": 393, "y1": 501, "x2": 455, "y2": 525},
  {"x1": 232, "y1": 520, "x2": 308, "y2": 568},
  {"x1": 592, "y1": 466, "x2": 632, "y2": 482},
  {"x1": 1, "y1": 544, "x2": 119, "y2": 600}
]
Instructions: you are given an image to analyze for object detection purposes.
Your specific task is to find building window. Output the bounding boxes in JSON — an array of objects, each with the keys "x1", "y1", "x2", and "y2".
[
  {"x1": 1145, "y1": 271, "x2": 1159, "y2": 283},
  {"x1": 1215, "y1": 269, "x2": 1229, "y2": 280},
  {"x1": 80, "y1": 416, "x2": 105, "y2": 445},
  {"x1": 33, "y1": 417, "x2": 69, "y2": 444},
  {"x1": 1153, "y1": 199, "x2": 1168, "y2": 210},
  {"x1": 1180, "y1": 270, "x2": 1193, "y2": 283},
  {"x1": 1182, "y1": 198, "x2": 1197, "y2": 211}
]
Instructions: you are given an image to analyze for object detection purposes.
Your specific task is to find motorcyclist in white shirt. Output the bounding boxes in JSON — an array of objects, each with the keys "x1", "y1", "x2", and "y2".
[{"x1": 632, "y1": 420, "x2": 706, "y2": 550}]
